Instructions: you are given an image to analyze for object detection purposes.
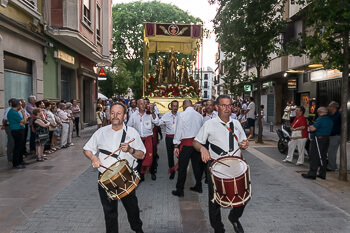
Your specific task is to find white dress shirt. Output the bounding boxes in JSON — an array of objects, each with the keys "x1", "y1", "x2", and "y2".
[
  {"x1": 159, "y1": 111, "x2": 181, "y2": 135},
  {"x1": 3, "y1": 106, "x2": 11, "y2": 120},
  {"x1": 173, "y1": 106, "x2": 203, "y2": 145},
  {"x1": 195, "y1": 116, "x2": 247, "y2": 160},
  {"x1": 128, "y1": 107, "x2": 138, "y2": 119},
  {"x1": 57, "y1": 108, "x2": 69, "y2": 122},
  {"x1": 127, "y1": 109, "x2": 159, "y2": 137},
  {"x1": 203, "y1": 111, "x2": 218, "y2": 123},
  {"x1": 83, "y1": 124, "x2": 146, "y2": 173}
]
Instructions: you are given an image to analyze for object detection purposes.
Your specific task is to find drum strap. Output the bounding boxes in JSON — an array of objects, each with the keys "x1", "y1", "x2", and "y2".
[
  {"x1": 99, "y1": 127, "x2": 127, "y2": 159},
  {"x1": 220, "y1": 122, "x2": 235, "y2": 152}
]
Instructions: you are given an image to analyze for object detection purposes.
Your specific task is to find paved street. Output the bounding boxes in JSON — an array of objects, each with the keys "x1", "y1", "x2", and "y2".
[{"x1": 1, "y1": 125, "x2": 350, "y2": 233}]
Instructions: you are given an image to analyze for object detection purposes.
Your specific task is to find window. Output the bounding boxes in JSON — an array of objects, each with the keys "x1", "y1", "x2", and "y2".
[
  {"x1": 204, "y1": 74, "x2": 208, "y2": 80},
  {"x1": 96, "y1": 4, "x2": 101, "y2": 42},
  {"x1": 83, "y1": 0, "x2": 91, "y2": 26},
  {"x1": 204, "y1": 91, "x2": 208, "y2": 98},
  {"x1": 204, "y1": 81, "x2": 208, "y2": 88}
]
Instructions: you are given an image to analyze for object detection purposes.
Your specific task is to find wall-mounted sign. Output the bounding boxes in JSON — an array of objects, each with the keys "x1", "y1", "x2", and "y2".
[
  {"x1": 57, "y1": 50, "x2": 75, "y2": 64},
  {"x1": 98, "y1": 68, "x2": 107, "y2": 80},
  {"x1": 244, "y1": 85, "x2": 251, "y2": 92},
  {"x1": 310, "y1": 69, "x2": 342, "y2": 82},
  {"x1": 288, "y1": 79, "x2": 297, "y2": 89}
]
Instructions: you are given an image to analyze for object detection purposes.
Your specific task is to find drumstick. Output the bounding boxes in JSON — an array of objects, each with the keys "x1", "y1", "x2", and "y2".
[
  {"x1": 100, "y1": 165, "x2": 113, "y2": 172},
  {"x1": 231, "y1": 135, "x2": 253, "y2": 156},
  {"x1": 214, "y1": 159, "x2": 230, "y2": 167},
  {"x1": 104, "y1": 138, "x2": 135, "y2": 160}
]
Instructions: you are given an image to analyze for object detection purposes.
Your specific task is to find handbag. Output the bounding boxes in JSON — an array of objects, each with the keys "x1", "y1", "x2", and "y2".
[
  {"x1": 38, "y1": 132, "x2": 49, "y2": 140},
  {"x1": 290, "y1": 119, "x2": 302, "y2": 139},
  {"x1": 291, "y1": 130, "x2": 302, "y2": 139}
]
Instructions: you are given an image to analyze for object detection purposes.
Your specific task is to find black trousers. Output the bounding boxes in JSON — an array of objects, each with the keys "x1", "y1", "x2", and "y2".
[
  {"x1": 75, "y1": 117, "x2": 80, "y2": 136},
  {"x1": 308, "y1": 137, "x2": 330, "y2": 178},
  {"x1": 165, "y1": 136, "x2": 175, "y2": 169},
  {"x1": 22, "y1": 124, "x2": 29, "y2": 155},
  {"x1": 176, "y1": 145, "x2": 202, "y2": 191},
  {"x1": 29, "y1": 129, "x2": 36, "y2": 151},
  {"x1": 98, "y1": 179, "x2": 143, "y2": 233},
  {"x1": 11, "y1": 129, "x2": 25, "y2": 167},
  {"x1": 207, "y1": 161, "x2": 246, "y2": 233}
]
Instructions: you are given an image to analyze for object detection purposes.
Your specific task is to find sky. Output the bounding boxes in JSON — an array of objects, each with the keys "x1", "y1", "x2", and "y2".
[{"x1": 112, "y1": 0, "x2": 219, "y2": 70}]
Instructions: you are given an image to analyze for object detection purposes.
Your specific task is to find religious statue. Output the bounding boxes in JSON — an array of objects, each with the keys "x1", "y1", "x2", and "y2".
[
  {"x1": 156, "y1": 57, "x2": 166, "y2": 84},
  {"x1": 167, "y1": 47, "x2": 177, "y2": 83},
  {"x1": 178, "y1": 58, "x2": 188, "y2": 84}
]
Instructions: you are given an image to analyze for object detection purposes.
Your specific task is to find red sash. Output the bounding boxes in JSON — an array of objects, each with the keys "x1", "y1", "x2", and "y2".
[
  {"x1": 141, "y1": 136, "x2": 153, "y2": 173},
  {"x1": 179, "y1": 137, "x2": 194, "y2": 152},
  {"x1": 152, "y1": 126, "x2": 159, "y2": 157},
  {"x1": 166, "y1": 134, "x2": 174, "y2": 138}
]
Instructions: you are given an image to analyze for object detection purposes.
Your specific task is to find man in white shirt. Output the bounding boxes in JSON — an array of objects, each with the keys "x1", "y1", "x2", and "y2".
[
  {"x1": 193, "y1": 95, "x2": 249, "y2": 233},
  {"x1": 158, "y1": 100, "x2": 181, "y2": 179},
  {"x1": 127, "y1": 99, "x2": 138, "y2": 122},
  {"x1": 83, "y1": 102, "x2": 145, "y2": 233},
  {"x1": 128, "y1": 99, "x2": 159, "y2": 181},
  {"x1": 203, "y1": 100, "x2": 218, "y2": 123},
  {"x1": 172, "y1": 99, "x2": 203, "y2": 197},
  {"x1": 245, "y1": 96, "x2": 256, "y2": 137}
]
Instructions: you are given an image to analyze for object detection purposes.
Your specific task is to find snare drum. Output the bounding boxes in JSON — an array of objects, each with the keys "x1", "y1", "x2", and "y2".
[
  {"x1": 209, "y1": 156, "x2": 251, "y2": 208},
  {"x1": 98, "y1": 160, "x2": 140, "y2": 200}
]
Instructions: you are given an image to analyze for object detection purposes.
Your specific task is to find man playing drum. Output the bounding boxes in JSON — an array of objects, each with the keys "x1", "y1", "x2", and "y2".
[
  {"x1": 83, "y1": 102, "x2": 146, "y2": 233},
  {"x1": 193, "y1": 95, "x2": 249, "y2": 233}
]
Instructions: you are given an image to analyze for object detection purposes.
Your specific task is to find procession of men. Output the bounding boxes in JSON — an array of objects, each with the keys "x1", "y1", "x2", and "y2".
[{"x1": 84, "y1": 95, "x2": 251, "y2": 233}]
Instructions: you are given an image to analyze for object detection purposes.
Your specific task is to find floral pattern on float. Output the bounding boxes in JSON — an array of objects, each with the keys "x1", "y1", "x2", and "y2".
[{"x1": 145, "y1": 76, "x2": 201, "y2": 98}]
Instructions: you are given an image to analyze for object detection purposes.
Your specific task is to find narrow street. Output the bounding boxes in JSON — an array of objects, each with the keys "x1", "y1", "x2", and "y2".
[{"x1": 0, "y1": 125, "x2": 349, "y2": 233}]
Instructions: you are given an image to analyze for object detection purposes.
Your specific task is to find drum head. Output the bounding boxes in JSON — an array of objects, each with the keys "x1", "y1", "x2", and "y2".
[
  {"x1": 100, "y1": 160, "x2": 126, "y2": 182},
  {"x1": 212, "y1": 157, "x2": 247, "y2": 178}
]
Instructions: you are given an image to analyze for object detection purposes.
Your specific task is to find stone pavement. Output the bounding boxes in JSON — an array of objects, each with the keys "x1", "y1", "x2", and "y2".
[{"x1": 0, "y1": 125, "x2": 349, "y2": 232}]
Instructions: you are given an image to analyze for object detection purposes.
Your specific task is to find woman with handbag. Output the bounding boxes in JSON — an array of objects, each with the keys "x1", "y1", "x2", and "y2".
[
  {"x1": 32, "y1": 108, "x2": 50, "y2": 162},
  {"x1": 283, "y1": 106, "x2": 308, "y2": 165},
  {"x1": 282, "y1": 101, "x2": 291, "y2": 126}
]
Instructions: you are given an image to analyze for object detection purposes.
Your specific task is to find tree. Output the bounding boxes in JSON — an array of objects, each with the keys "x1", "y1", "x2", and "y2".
[
  {"x1": 98, "y1": 59, "x2": 133, "y2": 98},
  {"x1": 112, "y1": 1, "x2": 202, "y2": 99},
  {"x1": 209, "y1": 0, "x2": 287, "y2": 143},
  {"x1": 288, "y1": 0, "x2": 349, "y2": 181}
]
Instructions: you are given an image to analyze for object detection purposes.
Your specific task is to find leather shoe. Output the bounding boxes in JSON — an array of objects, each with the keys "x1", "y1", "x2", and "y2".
[
  {"x1": 317, "y1": 174, "x2": 326, "y2": 180},
  {"x1": 169, "y1": 171, "x2": 175, "y2": 180},
  {"x1": 172, "y1": 189, "x2": 184, "y2": 197},
  {"x1": 151, "y1": 173, "x2": 156, "y2": 180},
  {"x1": 301, "y1": 173, "x2": 316, "y2": 180},
  {"x1": 136, "y1": 230, "x2": 144, "y2": 233},
  {"x1": 232, "y1": 220, "x2": 244, "y2": 233},
  {"x1": 190, "y1": 186, "x2": 203, "y2": 193},
  {"x1": 13, "y1": 165, "x2": 26, "y2": 169}
]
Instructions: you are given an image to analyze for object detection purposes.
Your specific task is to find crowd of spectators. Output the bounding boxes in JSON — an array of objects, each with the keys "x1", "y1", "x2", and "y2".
[{"x1": 2, "y1": 96, "x2": 80, "y2": 169}]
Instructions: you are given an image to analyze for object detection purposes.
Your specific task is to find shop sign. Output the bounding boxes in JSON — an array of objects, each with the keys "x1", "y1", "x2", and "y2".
[
  {"x1": 98, "y1": 68, "x2": 107, "y2": 80},
  {"x1": 57, "y1": 50, "x2": 75, "y2": 64},
  {"x1": 244, "y1": 85, "x2": 251, "y2": 92},
  {"x1": 288, "y1": 79, "x2": 297, "y2": 89},
  {"x1": 310, "y1": 69, "x2": 342, "y2": 82}
]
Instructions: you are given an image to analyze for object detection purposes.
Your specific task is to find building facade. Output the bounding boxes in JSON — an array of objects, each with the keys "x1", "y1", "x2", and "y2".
[{"x1": 0, "y1": 0, "x2": 112, "y2": 155}]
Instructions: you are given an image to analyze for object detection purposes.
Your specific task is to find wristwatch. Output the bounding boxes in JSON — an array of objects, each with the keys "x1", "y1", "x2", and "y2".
[{"x1": 130, "y1": 148, "x2": 136, "y2": 155}]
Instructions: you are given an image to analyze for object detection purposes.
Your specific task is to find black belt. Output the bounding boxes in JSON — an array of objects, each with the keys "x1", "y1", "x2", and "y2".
[{"x1": 316, "y1": 136, "x2": 329, "y2": 139}]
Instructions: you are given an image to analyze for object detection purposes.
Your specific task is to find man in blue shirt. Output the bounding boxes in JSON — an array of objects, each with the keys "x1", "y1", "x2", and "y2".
[
  {"x1": 7, "y1": 99, "x2": 27, "y2": 169},
  {"x1": 302, "y1": 107, "x2": 333, "y2": 180},
  {"x1": 327, "y1": 101, "x2": 341, "y2": 171}
]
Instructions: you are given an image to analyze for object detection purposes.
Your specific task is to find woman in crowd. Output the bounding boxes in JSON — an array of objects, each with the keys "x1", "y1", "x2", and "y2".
[
  {"x1": 283, "y1": 106, "x2": 308, "y2": 165},
  {"x1": 238, "y1": 109, "x2": 247, "y2": 128},
  {"x1": 51, "y1": 104, "x2": 62, "y2": 150},
  {"x1": 72, "y1": 99, "x2": 81, "y2": 137},
  {"x1": 32, "y1": 108, "x2": 50, "y2": 161},
  {"x1": 44, "y1": 102, "x2": 57, "y2": 154},
  {"x1": 282, "y1": 101, "x2": 291, "y2": 126},
  {"x1": 65, "y1": 102, "x2": 74, "y2": 146},
  {"x1": 96, "y1": 106, "x2": 103, "y2": 129}
]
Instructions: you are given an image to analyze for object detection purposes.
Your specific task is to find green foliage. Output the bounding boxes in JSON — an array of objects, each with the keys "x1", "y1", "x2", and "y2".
[
  {"x1": 98, "y1": 59, "x2": 133, "y2": 98},
  {"x1": 112, "y1": 1, "x2": 202, "y2": 98},
  {"x1": 287, "y1": 0, "x2": 350, "y2": 70},
  {"x1": 211, "y1": 0, "x2": 287, "y2": 72}
]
